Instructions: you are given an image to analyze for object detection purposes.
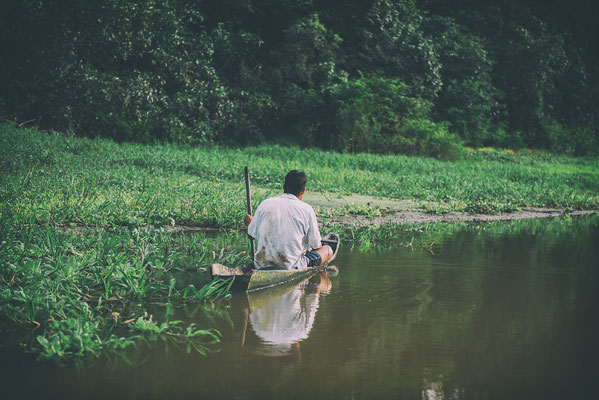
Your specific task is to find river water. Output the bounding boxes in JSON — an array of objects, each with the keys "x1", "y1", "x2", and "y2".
[{"x1": 2, "y1": 216, "x2": 598, "y2": 399}]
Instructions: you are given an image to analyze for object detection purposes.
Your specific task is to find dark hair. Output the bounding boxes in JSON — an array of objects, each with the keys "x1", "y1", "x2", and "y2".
[{"x1": 283, "y1": 170, "x2": 307, "y2": 197}]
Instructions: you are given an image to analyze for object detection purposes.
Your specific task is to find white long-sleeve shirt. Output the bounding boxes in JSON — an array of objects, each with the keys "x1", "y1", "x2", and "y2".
[{"x1": 248, "y1": 193, "x2": 322, "y2": 270}]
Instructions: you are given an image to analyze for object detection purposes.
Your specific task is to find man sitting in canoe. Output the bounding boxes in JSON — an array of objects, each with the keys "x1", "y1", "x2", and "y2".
[{"x1": 244, "y1": 170, "x2": 335, "y2": 270}]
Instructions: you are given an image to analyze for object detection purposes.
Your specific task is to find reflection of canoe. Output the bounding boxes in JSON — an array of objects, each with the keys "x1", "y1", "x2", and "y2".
[
  {"x1": 211, "y1": 233, "x2": 339, "y2": 293},
  {"x1": 246, "y1": 280, "x2": 301, "y2": 312},
  {"x1": 246, "y1": 271, "x2": 331, "y2": 311}
]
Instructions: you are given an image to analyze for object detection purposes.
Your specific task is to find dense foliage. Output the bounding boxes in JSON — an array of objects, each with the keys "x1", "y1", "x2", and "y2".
[{"x1": 1, "y1": 0, "x2": 597, "y2": 157}]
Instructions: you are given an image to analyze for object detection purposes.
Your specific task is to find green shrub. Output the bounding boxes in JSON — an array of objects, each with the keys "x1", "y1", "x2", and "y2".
[
  {"x1": 545, "y1": 120, "x2": 599, "y2": 156},
  {"x1": 1, "y1": 0, "x2": 597, "y2": 154},
  {"x1": 329, "y1": 75, "x2": 464, "y2": 159}
]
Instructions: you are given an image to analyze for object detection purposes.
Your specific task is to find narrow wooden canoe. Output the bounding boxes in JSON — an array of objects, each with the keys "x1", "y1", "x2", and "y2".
[
  {"x1": 211, "y1": 233, "x2": 339, "y2": 293},
  {"x1": 210, "y1": 262, "x2": 325, "y2": 292}
]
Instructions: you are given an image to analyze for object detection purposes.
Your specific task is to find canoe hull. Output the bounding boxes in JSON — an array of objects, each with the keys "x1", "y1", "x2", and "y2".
[
  {"x1": 246, "y1": 265, "x2": 325, "y2": 292},
  {"x1": 211, "y1": 233, "x2": 339, "y2": 293},
  {"x1": 210, "y1": 263, "x2": 325, "y2": 292}
]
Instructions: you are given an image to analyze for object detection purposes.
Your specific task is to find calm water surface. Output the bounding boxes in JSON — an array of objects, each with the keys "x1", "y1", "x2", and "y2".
[{"x1": 2, "y1": 217, "x2": 598, "y2": 399}]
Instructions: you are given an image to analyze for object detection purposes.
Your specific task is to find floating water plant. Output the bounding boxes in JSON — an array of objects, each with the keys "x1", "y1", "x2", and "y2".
[{"x1": 0, "y1": 223, "x2": 247, "y2": 363}]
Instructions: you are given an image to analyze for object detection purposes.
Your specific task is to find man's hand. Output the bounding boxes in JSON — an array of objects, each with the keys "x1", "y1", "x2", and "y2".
[{"x1": 244, "y1": 214, "x2": 253, "y2": 227}]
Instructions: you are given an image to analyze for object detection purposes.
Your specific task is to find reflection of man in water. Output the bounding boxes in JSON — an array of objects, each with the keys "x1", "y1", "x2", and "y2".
[
  {"x1": 244, "y1": 170, "x2": 335, "y2": 270},
  {"x1": 249, "y1": 272, "x2": 332, "y2": 358}
]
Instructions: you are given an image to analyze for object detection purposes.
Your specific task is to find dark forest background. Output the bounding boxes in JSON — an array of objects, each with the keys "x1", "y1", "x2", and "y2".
[{"x1": 1, "y1": 0, "x2": 598, "y2": 158}]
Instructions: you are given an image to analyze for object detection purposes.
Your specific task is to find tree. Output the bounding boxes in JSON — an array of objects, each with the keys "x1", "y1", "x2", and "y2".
[
  {"x1": 320, "y1": 0, "x2": 442, "y2": 100},
  {"x1": 422, "y1": 15, "x2": 503, "y2": 146}
]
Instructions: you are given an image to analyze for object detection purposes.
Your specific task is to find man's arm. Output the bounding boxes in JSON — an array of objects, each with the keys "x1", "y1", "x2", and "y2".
[
  {"x1": 245, "y1": 213, "x2": 255, "y2": 240},
  {"x1": 306, "y1": 210, "x2": 322, "y2": 249}
]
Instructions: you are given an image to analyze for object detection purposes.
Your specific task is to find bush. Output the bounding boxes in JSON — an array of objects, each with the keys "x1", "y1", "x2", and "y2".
[
  {"x1": 328, "y1": 75, "x2": 464, "y2": 159},
  {"x1": 545, "y1": 120, "x2": 599, "y2": 156},
  {"x1": 397, "y1": 119, "x2": 464, "y2": 160},
  {"x1": 1, "y1": 0, "x2": 596, "y2": 154},
  {"x1": 0, "y1": 1, "x2": 233, "y2": 143}
]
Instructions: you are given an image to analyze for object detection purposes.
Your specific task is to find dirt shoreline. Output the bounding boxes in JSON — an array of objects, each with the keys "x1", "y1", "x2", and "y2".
[
  {"x1": 302, "y1": 191, "x2": 598, "y2": 227},
  {"x1": 53, "y1": 207, "x2": 596, "y2": 233},
  {"x1": 54, "y1": 188, "x2": 597, "y2": 232},
  {"x1": 165, "y1": 208, "x2": 596, "y2": 232},
  {"x1": 317, "y1": 208, "x2": 597, "y2": 227}
]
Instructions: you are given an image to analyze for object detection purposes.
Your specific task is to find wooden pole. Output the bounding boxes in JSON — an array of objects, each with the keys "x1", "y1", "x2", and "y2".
[{"x1": 244, "y1": 166, "x2": 255, "y2": 260}]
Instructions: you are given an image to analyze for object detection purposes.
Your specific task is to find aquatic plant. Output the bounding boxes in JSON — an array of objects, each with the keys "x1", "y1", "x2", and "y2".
[{"x1": 0, "y1": 223, "x2": 248, "y2": 363}]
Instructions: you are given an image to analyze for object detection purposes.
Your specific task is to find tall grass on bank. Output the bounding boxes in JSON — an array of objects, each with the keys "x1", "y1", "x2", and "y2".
[
  {"x1": 0, "y1": 221, "x2": 248, "y2": 363},
  {"x1": 1, "y1": 124, "x2": 598, "y2": 230}
]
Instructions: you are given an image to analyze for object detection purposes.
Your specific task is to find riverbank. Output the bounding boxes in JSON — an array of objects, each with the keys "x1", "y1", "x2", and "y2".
[
  {"x1": 164, "y1": 205, "x2": 596, "y2": 231},
  {"x1": 2, "y1": 124, "x2": 598, "y2": 230},
  {"x1": 1, "y1": 123, "x2": 598, "y2": 363},
  {"x1": 57, "y1": 190, "x2": 598, "y2": 232},
  {"x1": 304, "y1": 191, "x2": 598, "y2": 226}
]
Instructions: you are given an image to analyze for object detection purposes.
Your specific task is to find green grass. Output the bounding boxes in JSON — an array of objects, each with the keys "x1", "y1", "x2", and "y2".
[
  {"x1": 1, "y1": 123, "x2": 598, "y2": 363},
  {"x1": 0, "y1": 221, "x2": 247, "y2": 363},
  {"x1": 1, "y1": 124, "x2": 598, "y2": 229}
]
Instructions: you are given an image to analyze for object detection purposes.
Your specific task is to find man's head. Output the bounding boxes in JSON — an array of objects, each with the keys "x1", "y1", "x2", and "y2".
[{"x1": 283, "y1": 170, "x2": 307, "y2": 198}]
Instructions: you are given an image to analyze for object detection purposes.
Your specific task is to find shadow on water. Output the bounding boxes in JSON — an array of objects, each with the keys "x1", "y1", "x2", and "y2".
[{"x1": 1, "y1": 215, "x2": 598, "y2": 399}]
